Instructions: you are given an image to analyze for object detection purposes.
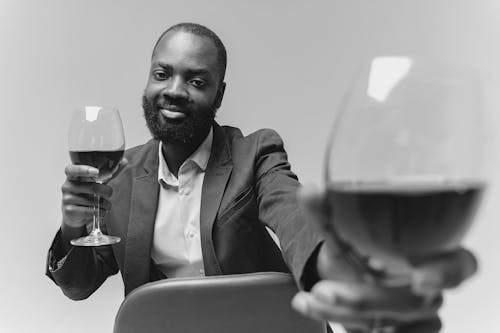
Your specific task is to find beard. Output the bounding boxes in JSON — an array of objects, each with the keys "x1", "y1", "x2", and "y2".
[{"x1": 142, "y1": 94, "x2": 216, "y2": 145}]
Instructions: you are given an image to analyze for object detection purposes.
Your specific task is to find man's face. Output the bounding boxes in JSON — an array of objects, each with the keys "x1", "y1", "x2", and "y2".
[{"x1": 143, "y1": 30, "x2": 224, "y2": 144}]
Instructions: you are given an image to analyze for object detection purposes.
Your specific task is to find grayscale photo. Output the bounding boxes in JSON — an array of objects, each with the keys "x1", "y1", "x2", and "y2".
[{"x1": 1, "y1": 1, "x2": 499, "y2": 332}]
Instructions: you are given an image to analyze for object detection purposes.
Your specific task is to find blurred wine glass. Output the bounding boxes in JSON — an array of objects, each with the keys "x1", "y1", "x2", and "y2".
[
  {"x1": 324, "y1": 56, "x2": 486, "y2": 286},
  {"x1": 68, "y1": 106, "x2": 124, "y2": 246}
]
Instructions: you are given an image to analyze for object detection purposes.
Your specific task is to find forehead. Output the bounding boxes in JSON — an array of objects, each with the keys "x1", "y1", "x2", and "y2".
[{"x1": 152, "y1": 31, "x2": 219, "y2": 72}]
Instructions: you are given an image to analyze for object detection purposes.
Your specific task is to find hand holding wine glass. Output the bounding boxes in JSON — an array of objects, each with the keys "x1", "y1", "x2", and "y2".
[
  {"x1": 293, "y1": 56, "x2": 485, "y2": 332},
  {"x1": 294, "y1": 185, "x2": 477, "y2": 332},
  {"x1": 62, "y1": 106, "x2": 126, "y2": 247}
]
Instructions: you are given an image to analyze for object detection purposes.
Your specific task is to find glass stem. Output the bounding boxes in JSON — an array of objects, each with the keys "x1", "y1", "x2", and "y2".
[{"x1": 95, "y1": 193, "x2": 101, "y2": 233}]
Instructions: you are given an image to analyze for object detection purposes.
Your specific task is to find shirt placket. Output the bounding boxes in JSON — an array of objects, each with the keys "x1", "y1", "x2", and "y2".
[{"x1": 178, "y1": 162, "x2": 199, "y2": 268}]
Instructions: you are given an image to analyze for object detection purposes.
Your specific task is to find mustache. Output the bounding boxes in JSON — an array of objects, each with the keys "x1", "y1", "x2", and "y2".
[
  {"x1": 157, "y1": 95, "x2": 189, "y2": 109},
  {"x1": 142, "y1": 95, "x2": 187, "y2": 113},
  {"x1": 142, "y1": 94, "x2": 218, "y2": 118}
]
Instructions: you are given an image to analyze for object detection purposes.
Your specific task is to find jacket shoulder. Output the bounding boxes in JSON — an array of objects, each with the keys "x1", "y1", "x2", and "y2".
[
  {"x1": 221, "y1": 126, "x2": 284, "y2": 147},
  {"x1": 124, "y1": 139, "x2": 157, "y2": 160}
]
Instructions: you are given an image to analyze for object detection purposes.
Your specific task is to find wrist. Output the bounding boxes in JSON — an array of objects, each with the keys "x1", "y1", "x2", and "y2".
[
  {"x1": 302, "y1": 243, "x2": 323, "y2": 291},
  {"x1": 316, "y1": 241, "x2": 364, "y2": 281},
  {"x1": 60, "y1": 221, "x2": 86, "y2": 252}
]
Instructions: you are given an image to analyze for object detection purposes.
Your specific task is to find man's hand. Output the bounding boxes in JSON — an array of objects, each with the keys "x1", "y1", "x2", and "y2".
[
  {"x1": 292, "y1": 185, "x2": 478, "y2": 332},
  {"x1": 60, "y1": 158, "x2": 127, "y2": 252}
]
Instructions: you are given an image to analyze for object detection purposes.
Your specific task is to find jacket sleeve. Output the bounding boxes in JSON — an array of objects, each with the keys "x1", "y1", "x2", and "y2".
[
  {"x1": 45, "y1": 228, "x2": 119, "y2": 300},
  {"x1": 253, "y1": 129, "x2": 324, "y2": 289}
]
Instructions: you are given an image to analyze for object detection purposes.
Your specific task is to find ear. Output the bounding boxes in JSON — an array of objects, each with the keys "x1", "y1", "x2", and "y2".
[{"x1": 214, "y1": 82, "x2": 226, "y2": 109}]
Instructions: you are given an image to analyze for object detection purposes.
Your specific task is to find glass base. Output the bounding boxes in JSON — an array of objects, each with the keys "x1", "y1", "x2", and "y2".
[{"x1": 70, "y1": 230, "x2": 121, "y2": 247}]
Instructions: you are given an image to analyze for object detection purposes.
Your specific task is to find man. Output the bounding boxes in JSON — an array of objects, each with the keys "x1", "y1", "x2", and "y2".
[{"x1": 47, "y1": 23, "x2": 477, "y2": 332}]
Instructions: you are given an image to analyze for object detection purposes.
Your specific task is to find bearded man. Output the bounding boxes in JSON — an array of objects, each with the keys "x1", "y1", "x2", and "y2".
[{"x1": 47, "y1": 23, "x2": 477, "y2": 332}]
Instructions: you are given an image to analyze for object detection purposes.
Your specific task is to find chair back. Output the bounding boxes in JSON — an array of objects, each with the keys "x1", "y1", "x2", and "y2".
[{"x1": 114, "y1": 272, "x2": 326, "y2": 333}]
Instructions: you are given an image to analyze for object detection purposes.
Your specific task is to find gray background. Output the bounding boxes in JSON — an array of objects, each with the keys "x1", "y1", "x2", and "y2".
[{"x1": 1, "y1": 0, "x2": 499, "y2": 332}]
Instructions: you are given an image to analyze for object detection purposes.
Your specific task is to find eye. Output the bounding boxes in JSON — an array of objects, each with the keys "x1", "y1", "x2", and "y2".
[
  {"x1": 190, "y1": 78, "x2": 207, "y2": 88},
  {"x1": 153, "y1": 70, "x2": 169, "y2": 81}
]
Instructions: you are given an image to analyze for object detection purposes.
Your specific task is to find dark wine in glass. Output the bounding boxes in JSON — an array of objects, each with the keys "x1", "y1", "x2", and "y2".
[
  {"x1": 68, "y1": 106, "x2": 125, "y2": 246},
  {"x1": 69, "y1": 150, "x2": 124, "y2": 180},
  {"x1": 324, "y1": 56, "x2": 487, "y2": 286},
  {"x1": 326, "y1": 179, "x2": 484, "y2": 283}
]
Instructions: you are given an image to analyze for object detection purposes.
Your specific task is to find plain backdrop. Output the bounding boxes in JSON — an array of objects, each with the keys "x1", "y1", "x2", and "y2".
[{"x1": 1, "y1": 1, "x2": 499, "y2": 332}]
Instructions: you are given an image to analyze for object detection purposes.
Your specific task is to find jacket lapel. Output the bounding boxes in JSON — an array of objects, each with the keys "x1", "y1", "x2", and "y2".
[
  {"x1": 200, "y1": 123, "x2": 233, "y2": 276},
  {"x1": 123, "y1": 124, "x2": 232, "y2": 291},
  {"x1": 123, "y1": 141, "x2": 160, "y2": 295}
]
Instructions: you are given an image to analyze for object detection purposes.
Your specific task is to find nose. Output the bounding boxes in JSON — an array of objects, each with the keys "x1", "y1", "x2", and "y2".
[{"x1": 162, "y1": 76, "x2": 188, "y2": 101}]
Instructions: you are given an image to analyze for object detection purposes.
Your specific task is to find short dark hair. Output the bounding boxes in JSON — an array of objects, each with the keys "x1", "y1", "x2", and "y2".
[{"x1": 152, "y1": 22, "x2": 227, "y2": 82}]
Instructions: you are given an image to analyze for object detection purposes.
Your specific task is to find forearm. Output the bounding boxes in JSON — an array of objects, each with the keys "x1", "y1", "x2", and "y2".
[
  {"x1": 254, "y1": 129, "x2": 325, "y2": 289},
  {"x1": 46, "y1": 228, "x2": 118, "y2": 300}
]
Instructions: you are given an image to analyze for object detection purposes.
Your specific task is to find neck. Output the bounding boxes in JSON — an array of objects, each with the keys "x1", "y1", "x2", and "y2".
[{"x1": 160, "y1": 127, "x2": 210, "y2": 178}]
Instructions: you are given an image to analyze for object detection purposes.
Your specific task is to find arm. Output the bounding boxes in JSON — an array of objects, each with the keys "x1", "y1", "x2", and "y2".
[
  {"x1": 250, "y1": 131, "x2": 478, "y2": 332},
  {"x1": 253, "y1": 129, "x2": 324, "y2": 289},
  {"x1": 46, "y1": 229, "x2": 118, "y2": 300},
  {"x1": 45, "y1": 164, "x2": 120, "y2": 300}
]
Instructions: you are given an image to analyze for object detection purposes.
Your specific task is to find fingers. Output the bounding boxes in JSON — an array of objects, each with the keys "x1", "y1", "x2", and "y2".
[
  {"x1": 292, "y1": 291, "x2": 372, "y2": 331},
  {"x1": 62, "y1": 180, "x2": 113, "y2": 199},
  {"x1": 61, "y1": 183, "x2": 112, "y2": 225},
  {"x1": 62, "y1": 162, "x2": 118, "y2": 228},
  {"x1": 311, "y1": 280, "x2": 442, "y2": 320},
  {"x1": 65, "y1": 164, "x2": 99, "y2": 181},
  {"x1": 62, "y1": 192, "x2": 112, "y2": 210},
  {"x1": 411, "y1": 248, "x2": 478, "y2": 295},
  {"x1": 311, "y1": 280, "x2": 440, "y2": 320},
  {"x1": 62, "y1": 204, "x2": 108, "y2": 223},
  {"x1": 64, "y1": 157, "x2": 128, "y2": 183},
  {"x1": 292, "y1": 281, "x2": 441, "y2": 331},
  {"x1": 292, "y1": 290, "x2": 406, "y2": 331}
]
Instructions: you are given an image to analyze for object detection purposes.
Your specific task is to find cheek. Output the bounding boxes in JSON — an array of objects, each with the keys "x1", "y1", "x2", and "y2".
[
  {"x1": 192, "y1": 90, "x2": 218, "y2": 108},
  {"x1": 144, "y1": 82, "x2": 163, "y2": 99}
]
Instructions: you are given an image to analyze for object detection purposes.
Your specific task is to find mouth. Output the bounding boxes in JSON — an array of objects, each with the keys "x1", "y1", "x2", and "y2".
[{"x1": 159, "y1": 106, "x2": 187, "y2": 120}]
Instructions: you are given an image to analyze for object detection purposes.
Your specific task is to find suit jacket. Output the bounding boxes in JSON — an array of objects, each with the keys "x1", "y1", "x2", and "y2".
[{"x1": 46, "y1": 123, "x2": 324, "y2": 300}]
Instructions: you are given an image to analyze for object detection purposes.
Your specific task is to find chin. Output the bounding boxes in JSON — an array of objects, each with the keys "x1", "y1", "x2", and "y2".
[{"x1": 143, "y1": 100, "x2": 214, "y2": 145}]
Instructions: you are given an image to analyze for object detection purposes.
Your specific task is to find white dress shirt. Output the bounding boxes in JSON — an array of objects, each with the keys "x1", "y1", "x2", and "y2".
[{"x1": 151, "y1": 128, "x2": 213, "y2": 278}]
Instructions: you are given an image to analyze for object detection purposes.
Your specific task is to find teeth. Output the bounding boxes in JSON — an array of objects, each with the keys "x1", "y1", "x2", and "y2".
[{"x1": 160, "y1": 109, "x2": 186, "y2": 119}]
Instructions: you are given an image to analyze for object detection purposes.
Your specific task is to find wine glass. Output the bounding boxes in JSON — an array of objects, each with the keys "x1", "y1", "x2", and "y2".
[
  {"x1": 68, "y1": 106, "x2": 124, "y2": 246},
  {"x1": 324, "y1": 56, "x2": 486, "y2": 290}
]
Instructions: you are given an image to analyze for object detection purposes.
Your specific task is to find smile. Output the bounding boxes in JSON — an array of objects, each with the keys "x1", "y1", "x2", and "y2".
[{"x1": 160, "y1": 108, "x2": 187, "y2": 120}]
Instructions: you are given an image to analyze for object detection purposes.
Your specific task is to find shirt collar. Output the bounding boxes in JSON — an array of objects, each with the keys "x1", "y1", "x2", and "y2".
[{"x1": 157, "y1": 127, "x2": 213, "y2": 184}]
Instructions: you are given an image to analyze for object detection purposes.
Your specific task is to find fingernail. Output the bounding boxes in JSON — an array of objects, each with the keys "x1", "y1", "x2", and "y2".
[{"x1": 88, "y1": 167, "x2": 99, "y2": 175}]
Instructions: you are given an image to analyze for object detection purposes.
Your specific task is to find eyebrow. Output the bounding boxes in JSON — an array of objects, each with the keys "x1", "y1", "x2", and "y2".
[
  {"x1": 185, "y1": 68, "x2": 212, "y2": 79},
  {"x1": 153, "y1": 62, "x2": 213, "y2": 78}
]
